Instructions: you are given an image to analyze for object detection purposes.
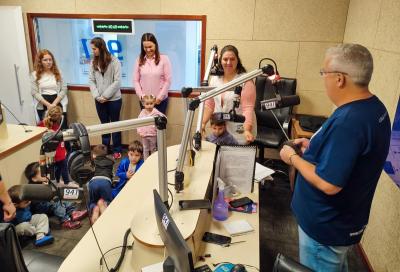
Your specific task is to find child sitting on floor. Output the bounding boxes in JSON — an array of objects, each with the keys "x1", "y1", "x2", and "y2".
[
  {"x1": 8, "y1": 185, "x2": 54, "y2": 247},
  {"x1": 88, "y1": 144, "x2": 115, "y2": 223},
  {"x1": 112, "y1": 141, "x2": 144, "y2": 199},
  {"x1": 24, "y1": 162, "x2": 87, "y2": 229}
]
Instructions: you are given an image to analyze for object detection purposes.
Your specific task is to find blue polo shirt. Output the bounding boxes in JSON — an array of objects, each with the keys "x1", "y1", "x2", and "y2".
[{"x1": 292, "y1": 95, "x2": 391, "y2": 246}]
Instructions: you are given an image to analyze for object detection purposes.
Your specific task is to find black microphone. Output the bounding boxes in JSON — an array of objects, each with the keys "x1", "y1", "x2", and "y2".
[
  {"x1": 213, "y1": 112, "x2": 246, "y2": 123},
  {"x1": 0, "y1": 101, "x2": 32, "y2": 132},
  {"x1": 261, "y1": 95, "x2": 300, "y2": 110},
  {"x1": 20, "y1": 184, "x2": 84, "y2": 201}
]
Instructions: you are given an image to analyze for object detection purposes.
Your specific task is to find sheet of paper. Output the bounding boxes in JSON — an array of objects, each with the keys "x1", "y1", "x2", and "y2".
[
  {"x1": 254, "y1": 162, "x2": 275, "y2": 182},
  {"x1": 216, "y1": 146, "x2": 256, "y2": 194}
]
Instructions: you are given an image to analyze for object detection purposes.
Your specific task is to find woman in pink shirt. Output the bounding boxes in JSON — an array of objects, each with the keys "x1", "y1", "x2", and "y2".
[
  {"x1": 201, "y1": 45, "x2": 257, "y2": 144},
  {"x1": 133, "y1": 33, "x2": 172, "y2": 114}
]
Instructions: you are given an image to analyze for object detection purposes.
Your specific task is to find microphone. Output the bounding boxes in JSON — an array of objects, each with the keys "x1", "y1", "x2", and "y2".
[
  {"x1": 0, "y1": 101, "x2": 32, "y2": 132},
  {"x1": 20, "y1": 184, "x2": 84, "y2": 202},
  {"x1": 213, "y1": 112, "x2": 246, "y2": 123},
  {"x1": 261, "y1": 95, "x2": 300, "y2": 110}
]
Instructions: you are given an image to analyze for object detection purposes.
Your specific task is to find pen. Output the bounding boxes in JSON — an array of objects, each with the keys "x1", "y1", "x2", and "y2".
[{"x1": 222, "y1": 240, "x2": 246, "y2": 247}]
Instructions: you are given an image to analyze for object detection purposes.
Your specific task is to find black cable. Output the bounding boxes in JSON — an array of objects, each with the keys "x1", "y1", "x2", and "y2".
[
  {"x1": 167, "y1": 168, "x2": 176, "y2": 173},
  {"x1": 167, "y1": 187, "x2": 174, "y2": 211},
  {"x1": 0, "y1": 102, "x2": 32, "y2": 132},
  {"x1": 108, "y1": 228, "x2": 132, "y2": 272}
]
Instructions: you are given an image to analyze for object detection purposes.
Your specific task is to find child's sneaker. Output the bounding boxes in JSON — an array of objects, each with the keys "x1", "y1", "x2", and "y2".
[
  {"x1": 35, "y1": 235, "x2": 54, "y2": 247},
  {"x1": 113, "y1": 152, "x2": 122, "y2": 159},
  {"x1": 62, "y1": 220, "x2": 81, "y2": 229},
  {"x1": 71, "y1": 210, "x2": 88, "y2": 222}
]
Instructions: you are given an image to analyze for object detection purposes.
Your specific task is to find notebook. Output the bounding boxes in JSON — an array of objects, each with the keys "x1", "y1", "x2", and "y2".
[
  {"x1": 214, "y1": 145, "x2": 257, "y2": 194},
  {"x1": 223, "y1": 219, "x2": 254, "y2": 236}
]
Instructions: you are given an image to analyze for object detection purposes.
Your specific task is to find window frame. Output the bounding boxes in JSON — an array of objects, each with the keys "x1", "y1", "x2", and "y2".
[{"x1": 27, "y1": 13, "x2": 207, "y2": 97}]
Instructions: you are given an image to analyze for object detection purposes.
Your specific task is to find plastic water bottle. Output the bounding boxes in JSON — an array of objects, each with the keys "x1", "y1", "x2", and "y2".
[{"x1": 213, "y1": 178, "x2": 229, "y2": 221}]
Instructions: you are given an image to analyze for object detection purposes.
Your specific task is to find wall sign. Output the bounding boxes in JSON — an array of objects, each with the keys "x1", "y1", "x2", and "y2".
[{"x1": 92, "y1": 19, "x2": 134, "y2": 35}]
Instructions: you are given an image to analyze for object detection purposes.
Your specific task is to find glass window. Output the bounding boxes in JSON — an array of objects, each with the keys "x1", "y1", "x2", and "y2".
[{"x1": 34, "y1": 17, "x2": 203, "y2": 91}]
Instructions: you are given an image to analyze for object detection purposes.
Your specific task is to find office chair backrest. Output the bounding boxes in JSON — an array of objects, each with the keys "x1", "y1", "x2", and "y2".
[
  {"x1": 255, "y1": 76, "x2": 297, "y2": 129},
  {"x1": 0, "y1": 223, "x2": 29, "y2": 272}
]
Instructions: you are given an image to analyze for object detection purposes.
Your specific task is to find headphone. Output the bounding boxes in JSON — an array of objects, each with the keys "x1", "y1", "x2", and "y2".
[{"x1": 67, "y1": 123, "x2": 94, "y2": 186}]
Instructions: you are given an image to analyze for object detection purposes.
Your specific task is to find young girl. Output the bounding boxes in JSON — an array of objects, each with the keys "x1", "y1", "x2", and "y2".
[
  {"x1": 38, "y1": 106, "x2": 69, "y2": 185},
  {"x1": 31, "y1": 49, "x2": 68, "y2": 128},
  {"x1": 89, "y1": 37, "x2": 123, "y2": 159},
  {"x1": 137, "y1": 95, "x2": 165, "y2": 160}
]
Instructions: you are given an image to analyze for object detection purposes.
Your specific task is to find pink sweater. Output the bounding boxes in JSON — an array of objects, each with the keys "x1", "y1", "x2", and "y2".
[
  {"x1": 133, "y1": 55, "x2": 172, "y2": 101},
  {"x1": 205, "y1": 77, "x2": 256, "y2": 127},
  {"x1": 137, "y1": 108, "x2": 165, "y2": 137}
]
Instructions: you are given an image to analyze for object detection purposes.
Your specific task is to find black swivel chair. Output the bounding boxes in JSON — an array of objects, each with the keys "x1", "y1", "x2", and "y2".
[
  {"x1": 273, "y1": 253, "x2": 314, "y2": 272},
  {"x1": 0, "y1": 223, "x2": 64, "y2": 272},
  {"x1": 254, "y1": 75, "x2": 297, "y2": 163}
]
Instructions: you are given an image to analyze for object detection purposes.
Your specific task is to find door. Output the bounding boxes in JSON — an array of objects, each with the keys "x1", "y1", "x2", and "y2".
[{"x1": 0, "y1": 6, "x2": 35, "y2": 125}]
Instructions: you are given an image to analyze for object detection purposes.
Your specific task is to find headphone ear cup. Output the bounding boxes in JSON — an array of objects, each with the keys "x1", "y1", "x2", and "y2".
[{"x1": 67, "y1": 151, "x2": 94, "y2": 185}]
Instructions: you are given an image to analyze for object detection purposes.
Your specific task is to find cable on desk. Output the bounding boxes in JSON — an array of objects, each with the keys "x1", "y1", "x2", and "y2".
[
  {"x1": 108, "y1": 228, "x2": 132, "y2": 272},
  {"x1": 167, "y1": 187, "x2": 174, "y2": 210},
  {"x1": 100, "y1": 241, "x2": 134, "y2": 269}
]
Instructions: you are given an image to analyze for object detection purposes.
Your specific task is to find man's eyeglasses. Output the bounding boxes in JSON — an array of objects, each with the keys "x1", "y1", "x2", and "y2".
[{"x1": 319, "y1": 69, "x2": 348, "y2": 76}]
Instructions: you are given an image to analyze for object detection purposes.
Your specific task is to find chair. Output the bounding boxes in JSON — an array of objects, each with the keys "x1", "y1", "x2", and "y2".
[
  {"x1": 254, "y1": 76, "x2": 297, "y2": 163},
  {"x1": 0, "y1": 223, "x2": 64, "y2": 272},
  {"x1": 273, "y1": 253, "x2": 314, "y2": 272}
]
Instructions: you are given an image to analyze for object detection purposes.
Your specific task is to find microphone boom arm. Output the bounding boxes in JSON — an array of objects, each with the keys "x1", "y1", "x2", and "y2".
[
  {"x1": 175, "y1": 66, "x2": 271, "y2": 192},
  {"x1": 42, "y1": 116, "x2": 169, "y2": 205}
]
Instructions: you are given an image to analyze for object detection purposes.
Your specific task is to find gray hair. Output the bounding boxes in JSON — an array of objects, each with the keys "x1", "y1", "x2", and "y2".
[{"x1": 326, "y1": 44, "x2": 373, "y2": 87}]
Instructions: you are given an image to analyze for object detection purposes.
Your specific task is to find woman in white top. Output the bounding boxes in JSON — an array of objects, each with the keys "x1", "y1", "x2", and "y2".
[{"x1": 31, "y1": 49, "x2": 68, "y2": 128}]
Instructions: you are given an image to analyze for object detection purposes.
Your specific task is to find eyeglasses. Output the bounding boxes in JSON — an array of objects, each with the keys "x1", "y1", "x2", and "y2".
[{"x1": 319, "y1": 69, "x2": 348, "y2": 76}]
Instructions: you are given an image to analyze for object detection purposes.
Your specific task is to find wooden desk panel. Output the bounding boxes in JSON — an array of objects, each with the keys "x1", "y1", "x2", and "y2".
[{"x1": 0, "y1": 124, "x2": 46, "y2": 187}]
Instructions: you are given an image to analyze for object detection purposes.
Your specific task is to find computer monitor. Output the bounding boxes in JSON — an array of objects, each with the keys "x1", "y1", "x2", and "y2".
[{"x1": 153, "y1": 189, "x2": 195, "y2": 272}]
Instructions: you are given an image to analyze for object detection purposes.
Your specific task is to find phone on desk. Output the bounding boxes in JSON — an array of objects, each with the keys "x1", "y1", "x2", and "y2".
[
  {"x1": 229, "y1": 197, "x2": 253, "y2": 208},
  {"x1": 179, "y1": 199, "x2": 211, "y2": 210},
  {"x1": 202, "y1": 232, "x2": 231, "y2": 245}
]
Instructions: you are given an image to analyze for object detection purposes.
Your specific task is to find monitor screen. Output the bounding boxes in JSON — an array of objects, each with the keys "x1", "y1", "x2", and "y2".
[{"x1": 153, "y1": 189, "x2": 194, "y2": 272}]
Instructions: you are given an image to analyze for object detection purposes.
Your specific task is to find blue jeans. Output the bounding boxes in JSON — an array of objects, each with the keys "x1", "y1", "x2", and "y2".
[
  {"x1": 88, "y1": 178, "x2": 113, "y2": 212},
  {"x1": 95, "y1": 99, "x2": 122, "y2": 153},
  {"x1": 31, "y1": 200, "x2": 76, "y2": 223},
  {"x1": 55, "y1": 160, "x2": 69, "y2": 184},
  {"x1": 298, "y1": 226, "x2": 350, "y2": 272}
]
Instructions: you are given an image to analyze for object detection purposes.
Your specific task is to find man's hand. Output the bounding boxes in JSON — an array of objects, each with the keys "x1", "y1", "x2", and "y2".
[
  {"x1": 293, "y1": 138, "x2": 310, "y2": 153},
  {"x1": 3, "y1": 202, "x2": 16, "y2": 222},
  {"x1": 280, "y1": 145, "x2": 297, "y2": 165}
]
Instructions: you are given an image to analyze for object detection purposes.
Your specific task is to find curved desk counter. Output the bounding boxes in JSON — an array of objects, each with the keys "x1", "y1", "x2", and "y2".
[{"x1": 58, "y1": 141, "x2": 260, "y2": 271}]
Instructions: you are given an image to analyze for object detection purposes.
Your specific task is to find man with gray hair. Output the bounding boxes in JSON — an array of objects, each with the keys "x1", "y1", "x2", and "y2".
[{"x1": 280, "y1": 44, "x2": 391, "y2": 271}]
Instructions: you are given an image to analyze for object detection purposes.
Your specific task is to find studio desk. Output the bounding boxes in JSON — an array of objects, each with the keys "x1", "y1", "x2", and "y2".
[
  {"x1": 0, "y1": 124, "x2": 46, "y2": 188},
  {"x1": 59, "y1": 141, "x2": 260, "y2": 271}
]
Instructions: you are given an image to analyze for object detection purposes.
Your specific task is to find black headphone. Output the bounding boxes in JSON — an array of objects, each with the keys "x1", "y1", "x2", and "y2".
[{"x1": 67, "y1": 123, "x2": 94, "y2": 186}]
